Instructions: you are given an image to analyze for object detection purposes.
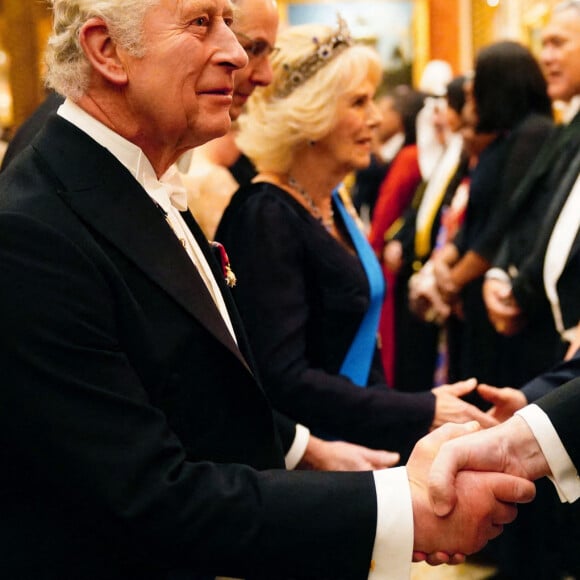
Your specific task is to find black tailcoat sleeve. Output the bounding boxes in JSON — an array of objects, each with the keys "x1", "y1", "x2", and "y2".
[
  {"x1": 0, "y1": 117, "x2": 379, "y2": 580},
  {"x1": 522, "y1": 350, "x2": 580, "y2": 404},
  {"x1": 510, "y1": 145, "x2": 580, "y2": 331}
]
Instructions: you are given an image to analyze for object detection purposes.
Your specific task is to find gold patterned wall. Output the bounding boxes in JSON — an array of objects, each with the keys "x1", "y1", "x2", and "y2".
[
  {"x1": 0, "y1": 0, "x2": 569, "y2": 132},
  {"x1": 519, "y1": 0, "x2": 557, "y2": 52},
  {"x1": 0, "y1": 0, "x2": 51, "y2": 130},
  {"x1": 472, "y1": 0, "x2": 498, "y2": 57},
  {"x1": 471, "y1": 0, "x2": 561, "y2": 59}
]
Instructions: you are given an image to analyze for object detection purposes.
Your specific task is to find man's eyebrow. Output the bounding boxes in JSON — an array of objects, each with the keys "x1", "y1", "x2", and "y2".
[{"x1": 181, "y1": 0, "x2": 230, "y2": 19}]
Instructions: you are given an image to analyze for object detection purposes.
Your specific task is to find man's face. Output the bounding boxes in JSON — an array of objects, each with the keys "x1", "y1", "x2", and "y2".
[
  {"x1": 230, "y1": 0, "x2": 279, "y2": 120},
  {"x1": 118, "y1": 0, "x2": 248, "y2": 162},
  {"x1": 541, "y1": 8, "x2": 580, "y2": 102}
]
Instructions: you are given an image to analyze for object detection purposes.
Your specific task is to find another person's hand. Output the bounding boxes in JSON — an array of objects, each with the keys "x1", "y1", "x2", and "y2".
[
  {"x1": 477, "y1": 384, "x2": 527, "y2": 423},
  {"x1": 433, "y1": 258, "x2": 460, "y2": 304},
  {"x1": 482, "y1": 278, "x2": 525, "y2": 336},
  {"x1": 428, "y1": 415, "x2": 547, "y2": 518},
  {"x1": 382, "y1": 240, "x2": 403, "y2": 273},
  {"x1": 298, "y1": 436, "x2": 400, "y2": 471},
  {"x1": 431, "y1": 379, "x2": 499, "y2": 429},
  {"x1": 408, "y1": 422, "x2": 536, "y2": 557},
  {"x1": 408, "y1": 261, "x2": 451, "y2": 324},
  {"x1": 432, "y1": 243, "x2": 460, "y2": 304}
]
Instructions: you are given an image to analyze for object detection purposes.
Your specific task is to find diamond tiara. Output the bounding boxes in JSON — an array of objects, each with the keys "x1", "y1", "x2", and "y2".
[{"x1": 274, "y1": 15, "x2": 353, "y2": 99}]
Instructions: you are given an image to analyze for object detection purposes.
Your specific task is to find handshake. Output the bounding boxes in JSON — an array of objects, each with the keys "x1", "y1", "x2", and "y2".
[{"x1": 407, "y1": 415, "x2": 551, "y2": 564}]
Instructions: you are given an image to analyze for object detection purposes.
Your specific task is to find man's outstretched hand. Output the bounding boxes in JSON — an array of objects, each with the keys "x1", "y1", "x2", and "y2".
[
  {"x1": 408, "y1": 421, "x2": 536, "y2": 560},
  {"x1": 428, "y1": 415, "x2": 547, "y2": 518}
]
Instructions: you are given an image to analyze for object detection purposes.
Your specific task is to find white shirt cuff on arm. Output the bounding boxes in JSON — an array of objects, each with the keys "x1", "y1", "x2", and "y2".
[
  {"x1": 369, "y1": 467, "x2": 413, "y2": 579},
  {"x1": 284, "y1": 423, "x2": 310, "y2": 470},
  {"x1": 516, "y1": 404, "x2": 580, "y2": 503},
  {"x1": 484, "y1": 267, "x2": 511, "y2": 283}
]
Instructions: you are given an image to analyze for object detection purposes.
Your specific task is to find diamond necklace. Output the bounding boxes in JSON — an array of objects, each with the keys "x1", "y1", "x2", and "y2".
[{"x1": 288, "y1": 175, "x2": 335, "y2": 232}]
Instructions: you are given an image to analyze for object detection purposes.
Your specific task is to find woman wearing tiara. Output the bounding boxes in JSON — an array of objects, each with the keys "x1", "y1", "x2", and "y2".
[{"x1": 216, "y1": 20, "x2": 495, "y2": 459}]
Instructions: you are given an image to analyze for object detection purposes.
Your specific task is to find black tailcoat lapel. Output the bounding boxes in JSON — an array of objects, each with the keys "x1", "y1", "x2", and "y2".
[
  {"x1": 33, "y1": 116, "x2": 251, "y2": 373},
  {"x1": 180, "y1": 209, "x2": 261, "y2": 370}
]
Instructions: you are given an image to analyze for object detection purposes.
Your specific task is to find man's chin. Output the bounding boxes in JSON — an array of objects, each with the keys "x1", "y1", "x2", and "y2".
[
  {"x1": 192, "y1": 118, "x2": 232, "y2": 148},
  {"x1": 230, "y1": 95, "x2": 249, "y2": 121},
  {"x1": 229, "y1": 105, "x2": 243, "y2": 121}
]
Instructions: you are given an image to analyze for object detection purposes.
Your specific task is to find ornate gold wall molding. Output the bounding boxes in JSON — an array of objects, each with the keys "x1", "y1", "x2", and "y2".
[
  {"x1": 412, "y1": 0, "x2": 430, "y2": 87},
  {"x1": 2, "y1": 0, "x2": 51, "y2": 130},
  {"x1": 472, "y1": 0, "x2": 497, "y2": 55},
  {"x1": 0, "y1": 0, "x2": 565, "y2": 131}
]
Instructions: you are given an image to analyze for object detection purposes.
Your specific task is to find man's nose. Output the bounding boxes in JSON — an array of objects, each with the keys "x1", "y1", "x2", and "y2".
[
  {"x1": 250, "y1": 58, "x2": 274, "y2": 87},
  {"x1": 219, "y1": 24, "x2": 249, "y2": 70},
  {"x1": 540, "y1": 45, "x2": 555, "y2": 66}
]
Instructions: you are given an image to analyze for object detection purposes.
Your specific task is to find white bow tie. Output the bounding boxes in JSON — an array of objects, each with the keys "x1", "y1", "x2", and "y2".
[{"x1": 160, "y1": 165, "x2": 188, "y2": 212}]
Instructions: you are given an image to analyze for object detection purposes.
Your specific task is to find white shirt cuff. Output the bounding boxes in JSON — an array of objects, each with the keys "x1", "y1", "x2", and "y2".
[
  {"x1": 284, "y1": 423, "x2": 310, "y2": 470},
  {"x1": 369, "y1": 467, "x2": 413, "y2": 579},
  {"x1": 484, "y1": 267, "x2": 511, "y2": 283},
  {"x1": 516, "y1": 404, "x2": 580, "y2": 503}
]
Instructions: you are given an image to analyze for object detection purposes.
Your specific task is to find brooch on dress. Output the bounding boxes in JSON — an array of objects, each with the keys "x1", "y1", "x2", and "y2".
[{"x1": 211, "y1": 241, "x2": 237, "y2": 288}]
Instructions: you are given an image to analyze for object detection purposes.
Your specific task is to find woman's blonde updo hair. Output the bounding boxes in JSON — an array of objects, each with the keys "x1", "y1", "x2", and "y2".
[
  {"x1": 45, "y1": 0, "x2": 159, "y2": 100},
  {"x1": 236, "y1": 21, "x2": 382, "y2": 174}
]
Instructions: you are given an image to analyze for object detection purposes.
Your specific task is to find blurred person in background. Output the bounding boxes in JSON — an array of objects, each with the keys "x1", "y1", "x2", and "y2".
[
  {"x1": 180, "y1": 0, "x2": 278, "y2": 240},
  {"x1": 483, "y1": 0, "x2": 580, "y2": 387},
  {"x1": 477, "y1": 5, "x2": 580, "y2": 576},
  {"x1": 352, "y1": 85, "x2": 421, "y2": 225},
  {"x1": 375, "y1": 75, "x2": 468, "y2": 393},
  {"x1": 431, "y1": 39, "x2": 557, "y2": 580},
  {"x1": 216, "y1": 20, "x2": 496, "y2": 462},
  {"x1": 432, "y1": 40, "x2": 553, "y2": 389},
  {"x1": 366, "y1": 87, "x2": 426, "y2": 385}
]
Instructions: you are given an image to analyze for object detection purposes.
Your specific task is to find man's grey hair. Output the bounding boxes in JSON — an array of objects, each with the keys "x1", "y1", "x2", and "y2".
[{"x1": 45, "y1": 0, "x2": 159, "y2": 100}]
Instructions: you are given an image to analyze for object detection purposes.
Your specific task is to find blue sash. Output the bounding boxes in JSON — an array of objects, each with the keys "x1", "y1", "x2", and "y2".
[{"x1": 333, "y1": 189, "x2": 385, "y2": 386}]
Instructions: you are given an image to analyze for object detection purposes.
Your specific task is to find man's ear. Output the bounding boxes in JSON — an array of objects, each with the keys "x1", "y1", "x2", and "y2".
[{"x1": 78, "y1": 17, "x2": 128, "y2": 86}]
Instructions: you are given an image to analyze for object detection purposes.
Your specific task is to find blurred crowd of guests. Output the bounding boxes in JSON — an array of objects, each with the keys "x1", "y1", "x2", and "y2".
[{"x1": 357, "y1": 6, "x2": 580, "y2": 577}]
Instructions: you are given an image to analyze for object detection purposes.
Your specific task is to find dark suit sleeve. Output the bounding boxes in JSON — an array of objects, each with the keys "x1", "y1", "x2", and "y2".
[
  {"x1": 510, "y1": 241, "x2": 548, "y2": 315},
  {"x1": 0, "y1": 212, "x2": 378, "y2": 579},
  {"x1": 534, "y1": 377, "x2": 580, "y2": 471},
  {"x1": 521, "y1": 350, "x2": 580, "y2": 403},
  {"x1": 469, "y1": 115, "x2": 553, "y2": 262},
  {"x1": 510, "y1": 140, "x2": 580, "y2": 317},
  {"x1": 273, "y1": 410, "x2": 299, "y2": 454}
]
